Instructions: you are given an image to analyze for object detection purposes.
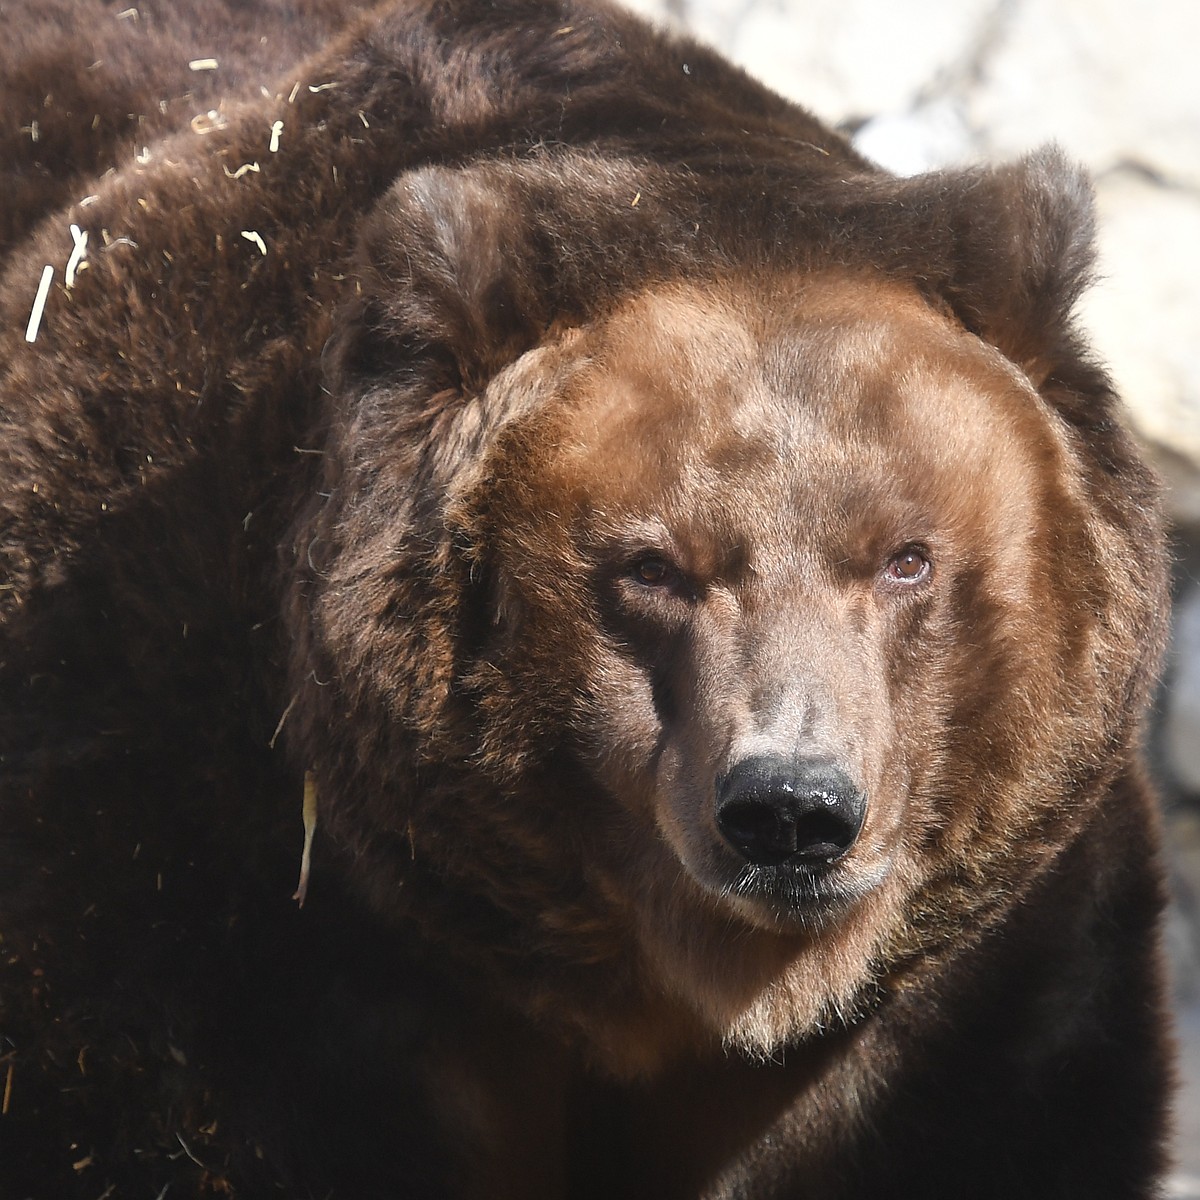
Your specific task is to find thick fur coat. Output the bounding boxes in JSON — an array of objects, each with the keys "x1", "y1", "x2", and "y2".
[{"x1": 0, "y1": 1, "x2": 1174, "y2": 1197}]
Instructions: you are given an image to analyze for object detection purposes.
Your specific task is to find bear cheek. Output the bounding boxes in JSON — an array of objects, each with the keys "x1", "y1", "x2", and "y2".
[
  {"x1": 577, "y1": 651, "x2": 668, "y2": 810},
  {"x1": 651, "y1": 738, "x2": 730, "y2": 885}
]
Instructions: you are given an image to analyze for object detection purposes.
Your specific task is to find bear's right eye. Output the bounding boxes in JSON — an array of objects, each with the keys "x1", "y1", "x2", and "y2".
[{"x1": 631, "y1": 556, "x2": 676, "y2": 587}]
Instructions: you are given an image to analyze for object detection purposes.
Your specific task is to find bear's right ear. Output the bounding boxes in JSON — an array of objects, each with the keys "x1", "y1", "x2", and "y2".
[{"x1": 327, "y1": 167, "x2": 552, "y2": 402}]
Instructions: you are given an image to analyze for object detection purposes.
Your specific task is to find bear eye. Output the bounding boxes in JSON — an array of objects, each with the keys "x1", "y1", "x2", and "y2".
[
  {"x1": 631, "y1": 556, "x2": 676, "y2": 587},
  {"x1": 884, "y1": 547, "x2": 932, "y2": 585}
]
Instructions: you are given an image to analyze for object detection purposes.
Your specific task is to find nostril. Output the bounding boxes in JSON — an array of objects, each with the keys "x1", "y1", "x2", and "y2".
[
  {"x1": 792, "y1": 804, "x2": 862, "y2": 862},
  {"x1": 715, "y1": 757, "x2": 866, "y2": 868},
  {"x1": 716, "y1": 799, "x2": 792, "y2": 866}
]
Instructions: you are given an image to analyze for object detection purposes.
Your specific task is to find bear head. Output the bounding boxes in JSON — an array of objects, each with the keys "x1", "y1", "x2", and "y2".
[{"x1": 282, "y1": 148, "x2": 1165, "y2": 1075}]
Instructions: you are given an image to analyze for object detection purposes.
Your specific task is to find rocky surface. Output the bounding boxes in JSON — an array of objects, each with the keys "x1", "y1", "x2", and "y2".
[{"x1": 621, "y1": 0, "x2": 1200, "y2": 1186}]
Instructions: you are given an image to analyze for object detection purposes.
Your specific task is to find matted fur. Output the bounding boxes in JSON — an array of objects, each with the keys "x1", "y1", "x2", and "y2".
[{"x1": 0, "y1": 2, "x2": 1172, "y2": 1197}]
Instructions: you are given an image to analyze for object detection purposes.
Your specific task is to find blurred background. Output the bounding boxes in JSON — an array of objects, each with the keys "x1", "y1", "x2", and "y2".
[{"x1": 618, "y1": 0, "x2": 1200, "y2": 1188}]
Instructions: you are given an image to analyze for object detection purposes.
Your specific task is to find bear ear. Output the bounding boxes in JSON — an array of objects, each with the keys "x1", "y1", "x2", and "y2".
[
  {"x1": 913, "y1": 147, "x2": 1098, "y2": 384},
  {"x1": 327, "y1": 167, "x2": 551, "y2": 401}
]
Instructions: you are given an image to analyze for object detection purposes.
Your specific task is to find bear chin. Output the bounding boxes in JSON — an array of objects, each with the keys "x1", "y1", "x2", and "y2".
[{"x1": 615, "y1": 845, "x2": 915, "y2": 1068}]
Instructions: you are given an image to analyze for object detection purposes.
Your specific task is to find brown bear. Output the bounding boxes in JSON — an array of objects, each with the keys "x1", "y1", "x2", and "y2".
[{"x1": 0, "y1": 1, "x2": 1174, "y2": 1197}]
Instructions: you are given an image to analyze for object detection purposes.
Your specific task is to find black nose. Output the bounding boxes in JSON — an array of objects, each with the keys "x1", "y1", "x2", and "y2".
[{"x1": 715, "y1": 757, "x2": 866, "y2": 867}]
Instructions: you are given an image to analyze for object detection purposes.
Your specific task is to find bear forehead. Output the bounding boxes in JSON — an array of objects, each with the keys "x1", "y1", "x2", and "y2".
[{"x1": 538, "y1": 274, "x2": 1053, "y2": 550}]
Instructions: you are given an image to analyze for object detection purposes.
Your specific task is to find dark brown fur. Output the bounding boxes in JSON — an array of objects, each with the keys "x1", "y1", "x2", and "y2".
[{"x1": 0, "y1": 2, "x2": 1173, "y2": 1197}]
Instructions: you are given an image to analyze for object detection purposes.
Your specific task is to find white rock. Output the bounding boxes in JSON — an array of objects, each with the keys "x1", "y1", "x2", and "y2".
[
  {"x1": 1168, "y1": 586, "x2": 1200, "y2": 794},
  {"x1": 620, "y1": 0, "x2": 996, "y2": 122},
  {"x1": 972, "y1": 0, "x2": 1200, "y2": 188},
  {"x1": 852, "y1": 99, "x2": 974, "y2": 176},
  {"x1": 1077, "y1": 170, "x2": 1200, "y2": 517}
]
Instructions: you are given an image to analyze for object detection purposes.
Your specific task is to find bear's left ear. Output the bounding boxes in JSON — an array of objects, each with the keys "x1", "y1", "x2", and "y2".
[
  {"x1": 909, "y1": 147, "x2": 1097, "y2": 385},
  {"x1": 328, "y1": 166, "x2": 553, "y2": 401}
]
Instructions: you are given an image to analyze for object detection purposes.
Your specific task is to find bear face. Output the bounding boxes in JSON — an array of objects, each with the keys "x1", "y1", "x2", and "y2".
[{"x1": 452, "y1": 272, "x2": 1140, "y2": 1058}]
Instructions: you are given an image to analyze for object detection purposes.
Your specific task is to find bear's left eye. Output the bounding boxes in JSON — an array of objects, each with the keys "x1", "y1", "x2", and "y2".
[{"x1": 883, "y1": 547, "x2": 932, "y2": 584}]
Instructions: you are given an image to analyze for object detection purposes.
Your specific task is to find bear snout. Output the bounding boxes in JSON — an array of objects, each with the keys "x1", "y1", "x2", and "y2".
[{"x1": 715, "y1": 757, "x2": 867, "y2": 868}]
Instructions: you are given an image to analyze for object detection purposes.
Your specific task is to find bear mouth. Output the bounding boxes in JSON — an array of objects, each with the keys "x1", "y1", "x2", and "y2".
[{"x1": 723, "y1": 858, "x2": 882, "y2": 928}]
